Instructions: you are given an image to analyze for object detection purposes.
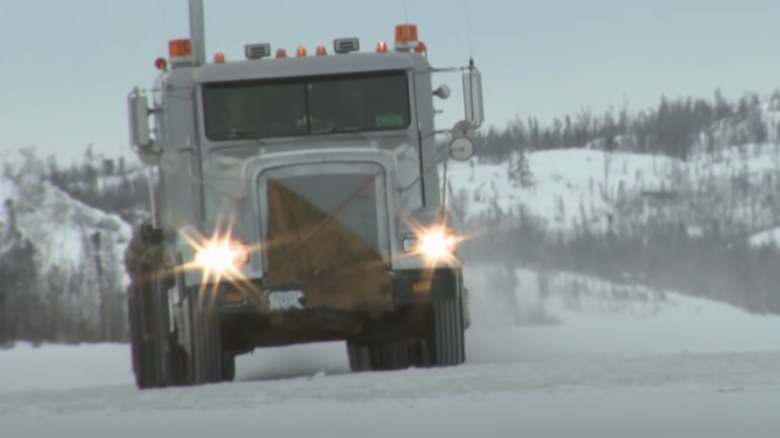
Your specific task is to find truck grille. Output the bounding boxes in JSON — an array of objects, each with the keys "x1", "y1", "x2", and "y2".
[{"x1": 257, "y1": 163, "x2": 390, "y2": 286}]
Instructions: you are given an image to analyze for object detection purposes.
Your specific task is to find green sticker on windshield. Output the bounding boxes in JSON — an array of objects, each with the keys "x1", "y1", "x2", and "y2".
[{"x1": 375, "y1": 113, "x2": 405, "y2": 128}]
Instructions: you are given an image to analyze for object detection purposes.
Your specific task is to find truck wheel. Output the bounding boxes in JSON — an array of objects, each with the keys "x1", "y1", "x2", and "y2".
[
  {"x1": 166, "y1": 336, "x2": 190, "y2": 386},
  {"x1": 425, "y1": 297, "x2": 466, "y2": 367},
  {"x1": 370, "y1": 341, "x2": 415, "y2": 371},
  {"x1": 129, "y1": 270, "x2": 186, "y2": 390},
  {"x1": 127, "y1": 283, "x2": 161, "y2": 389},
  {"x1": 151, "y1": 272, "x2": 185, "y2": 388},
  {"x1": 189, "y1": 291, "x2": 226, "y2": 385},
  {"x1": 346, "y1": 340, "x2": 421, "y2": 372}
]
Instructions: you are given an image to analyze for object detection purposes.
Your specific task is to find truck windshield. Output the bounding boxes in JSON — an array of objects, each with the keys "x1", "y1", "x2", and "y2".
[{"x1": 202, "y1": 70, "x2": 411, "y2": 141}]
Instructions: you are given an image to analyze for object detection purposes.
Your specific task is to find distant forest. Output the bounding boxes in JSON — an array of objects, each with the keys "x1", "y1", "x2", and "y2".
[{"x1": 472, "y1": 89, "x2": 780, "y2": 160}]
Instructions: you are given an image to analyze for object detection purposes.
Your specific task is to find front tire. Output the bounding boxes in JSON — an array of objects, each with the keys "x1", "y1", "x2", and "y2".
[
  {"x1": 425, "y1": 297, "x2": 466, "y2": 367},
  {"x1": 188, "y1": 290, "x2": 227, "y2": 385},
  {"x1": 128, "y1": 284, "x2": 158, "y2": 389},
  {"x1": 128, "y1": 270, "x2": 186, "y2": 390}
]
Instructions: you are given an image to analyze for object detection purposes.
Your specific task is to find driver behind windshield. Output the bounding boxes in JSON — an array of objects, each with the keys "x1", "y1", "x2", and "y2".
[
  {"x1": 309, "y1": 81, "x2": 369, "y2": 133},
  {"x1": 214, "y1": 91, "x2": 257, "y2": 139}
]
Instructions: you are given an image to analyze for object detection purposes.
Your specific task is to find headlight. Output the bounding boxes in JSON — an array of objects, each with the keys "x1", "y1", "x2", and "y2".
[
  {"x1": 193, "y1": 238, "x2": 248, "y2": 273},
  {"x1": 402, "y1": 227, "x2": 458, "y2": 259}
]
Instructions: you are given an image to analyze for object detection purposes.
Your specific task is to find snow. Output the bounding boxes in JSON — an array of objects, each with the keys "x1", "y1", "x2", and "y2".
[
  {"x1": 2, "y1": 264, "x2": 780, "y2": 436},
  {"x1": 447, "y1": 143, "x2": 780, "y2": 239},
  {"x1": 3, "y1": 389, "x2": 780, "y2": 438},
  {"x1": 450, "y1": 149, "x2": 676, "y2": 231},
  {"x1": 465, "y1": 265, "x2": 780, "y2": 356},
  {"x1": 0, "y1": 343, "x2": 130, "y2": 395},
  {"x1": 751, "y1": 226, "x2": 780, "y2": 247},
  {"x1": 0, "y1": 148, "x2": 133, "y2": 285},
  {"x1": 2, "y1": 132, "x2": 780, "y2": 434}
]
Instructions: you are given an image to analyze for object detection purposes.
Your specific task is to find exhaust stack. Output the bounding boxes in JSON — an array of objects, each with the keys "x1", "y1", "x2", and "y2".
[{"x1": 188, "y1": 0, "x2": 206, "y2": 66}]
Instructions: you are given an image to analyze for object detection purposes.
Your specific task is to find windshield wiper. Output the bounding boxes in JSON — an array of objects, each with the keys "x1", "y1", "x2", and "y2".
[
  {"x1": 212, "y1": 129, "x2": 269, "y2": 149},
  {"x1": 223, "y1": 129, "x2": 267, "y2": 143},
  {"x1": 310, "y1": 126, "x2": 366, "y2": 139}
]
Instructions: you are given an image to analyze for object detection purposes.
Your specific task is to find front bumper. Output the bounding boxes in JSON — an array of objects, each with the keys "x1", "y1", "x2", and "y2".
[{"x1": 198, "y1": 268, "x2": 461, "y2": 315}]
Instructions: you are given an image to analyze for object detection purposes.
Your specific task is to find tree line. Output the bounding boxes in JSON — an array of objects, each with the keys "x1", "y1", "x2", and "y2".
[{"x1": 472, "y1": 89, "x2": 780, "y2": 161}]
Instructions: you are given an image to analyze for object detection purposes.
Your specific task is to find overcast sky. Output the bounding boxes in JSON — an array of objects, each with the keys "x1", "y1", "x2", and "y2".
[{"x1": 2, "y1": 0, "x2": 780, "y2": 163}]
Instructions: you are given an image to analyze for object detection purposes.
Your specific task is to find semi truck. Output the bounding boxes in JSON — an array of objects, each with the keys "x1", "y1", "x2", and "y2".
[{"x1": 125, "y1": 0, "x2": 485, "y2": 389}]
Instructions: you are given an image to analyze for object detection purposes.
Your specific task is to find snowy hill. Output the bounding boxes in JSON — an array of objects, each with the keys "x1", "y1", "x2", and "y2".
[
  {"x1": 445, "y1": 143, "x2": 780, "y2": 239},
  {"x1": 0, "y1": 148, "x2": 133, "y2": 284},
  {"x1": 0, "y1": 148, "x2": 135, "y2": 345}
]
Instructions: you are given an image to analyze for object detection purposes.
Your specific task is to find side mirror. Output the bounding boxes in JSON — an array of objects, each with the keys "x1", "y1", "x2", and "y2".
[
  {"x1": 448, "y1": 119, "x2": 476, "y2": 161},
  {"x1": 449, "y1": 135, "x2": 475, "y2": 161},
  {"x1": 462, "y1": 60, "x2": 484, "y2": 129},
  {"x1": 433, "y1": 85, "x2": 451, "y2": 100},
  {"x1": 128, "y1": 87, "x2": 152, "y2": 150}
]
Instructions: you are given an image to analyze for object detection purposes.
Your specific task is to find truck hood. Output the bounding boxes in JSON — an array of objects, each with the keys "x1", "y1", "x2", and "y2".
[{"x1": 200, "y1": 137, "x2": 421, "y2": 201}]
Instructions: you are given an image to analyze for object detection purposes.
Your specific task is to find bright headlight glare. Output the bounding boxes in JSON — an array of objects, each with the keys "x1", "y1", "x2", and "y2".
[
  {"x1": 419, "y1": 231, "x2": 456, "y2": 257},
  {"x1": 404, "y1": 227, "x2": 458, "y2": 257},
  {"x1": 193, "y1": 239, "x2": 248, "y2": 272}
]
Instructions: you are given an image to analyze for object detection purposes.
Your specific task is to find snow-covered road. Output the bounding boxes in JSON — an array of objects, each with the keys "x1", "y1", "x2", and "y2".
[
  {"x1": 4, "y1": 337, "x2": 780, "y2": 415},
  {"x1": 2, "y1": 265, "x2": 780, "y2": 437},
  {"x1": 3, "y1": 388, "x2": 779, "y2": 438}
]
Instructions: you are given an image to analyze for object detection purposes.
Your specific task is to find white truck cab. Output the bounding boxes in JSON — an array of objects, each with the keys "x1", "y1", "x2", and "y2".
[{"x1": 125, "y1": 0, "x2": 485, "y2": 389}]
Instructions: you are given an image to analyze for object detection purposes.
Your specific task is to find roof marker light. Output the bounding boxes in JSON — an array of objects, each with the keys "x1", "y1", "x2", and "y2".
[
  {"x1": 276, "y1": 48, "x2": 287, "y2": 58},
  {"x1": 316, "y1": 45, "x2": 327, "y2": 56},
  {"x1": 154, "y1": 57, "x2": 168, "y2": 70},
  {"x1": 376, "y1": 41, "x2": 388, "y2": 53},
  {"x1": 169, "y1": 38, "x2": 193, "y2": 57},
  {"x1": 394, "y1": 24, "x2": 419, "y2": 52},
  {"x1": 168, "y1": 38, "x2": 195, "y2": 67},
  {"x1": 213, "y1": 52, "x2": 225, "y2": 63},
  {"x1": 296, "y1": 45, "x2": 307, "y2": 57},
  {"x1": 245, "y1": 43, "x2": 272, "y2": 60},
  {"x1": 333, "y1": 37, "x2": 360, "y2": 54}
]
